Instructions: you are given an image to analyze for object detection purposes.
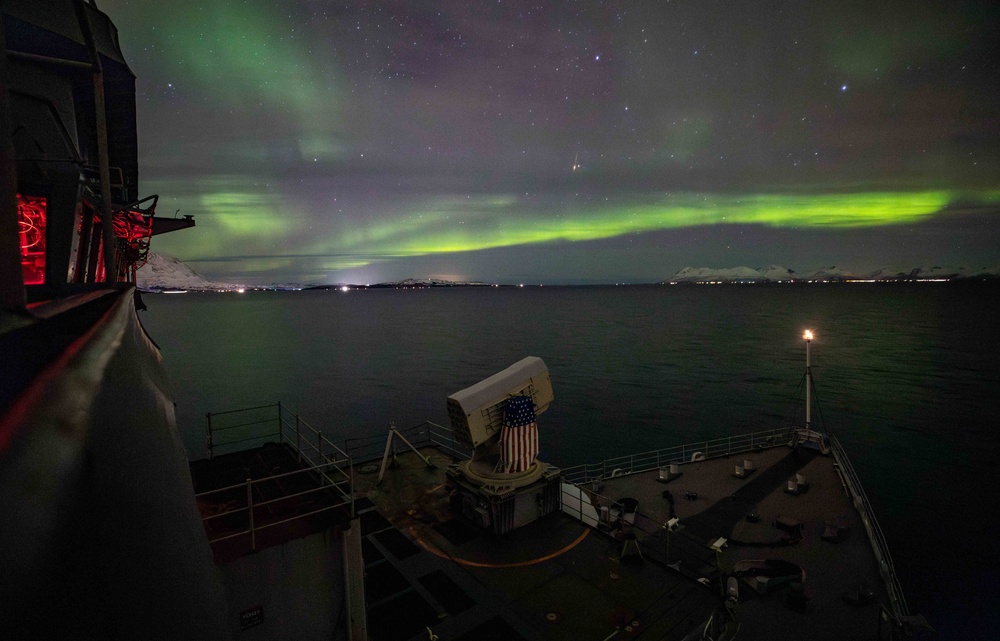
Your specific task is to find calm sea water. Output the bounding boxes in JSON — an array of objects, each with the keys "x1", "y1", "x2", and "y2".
[{"x1": 141, "y1": 284, "x2": 998, "y2": 638}]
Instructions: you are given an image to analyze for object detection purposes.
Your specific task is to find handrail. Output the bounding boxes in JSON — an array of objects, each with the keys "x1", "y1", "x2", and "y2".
[
  {"x1": 560, "y1": 426, "x2": 793, "y2": 484},
  {"x1": 829, "y1": 434, "x2": 909, "y2": 620},
  {"x1": 337, "y1": 419, "x2": 471, "y2": 464},
  {"x1": 195, "y1": 460, "x2": 348, "y2": 499},
  {"x1": 208, "y1": 420, "x2": 277, "y2": 432},
  {"x1": 200, "y1": 403, "x2": 357, "y2": 553},
  {"x1": 200, "y1": 482, "x2": 349, "y2": 524},
  {"x1": 205, "y1": 502, "x2": 351, "y2": 545},
  {"x1": 196, "y1": 461, "x2": 354, "y2": 552},
  {"x1": 277, "y1": 410, "x2": 351, "y2": 467},
  {"x1": 200, "y1": 482, "x2": 350, "y2": 525},
  {"x1": 206, "y1": 403, "x2": 279, "y2": 417}
]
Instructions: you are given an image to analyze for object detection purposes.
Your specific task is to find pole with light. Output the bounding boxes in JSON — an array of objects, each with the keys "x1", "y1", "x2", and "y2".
[
  {"x1": 803, "y1": 330, "x2": 814, "y2": 432},
  {"x1": 664, "y1": 517, "x2": 680, "y2": 566}
]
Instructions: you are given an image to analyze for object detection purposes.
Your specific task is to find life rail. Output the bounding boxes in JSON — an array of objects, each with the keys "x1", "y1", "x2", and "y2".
[
  {"x1": 201, "y1": 403, "x2": 354, "y2": 552},
  {"x1": 560, "y1": 426, "x2": 794, "y2": 484},
  {"x1": 829, "y1": 433, "x2": 909, "y2": 619},
  {"x1": 338, "y1": 419, "x2": 470, "y2": 464},
  {"x1": 206, "y1": 403, "x2": 469, "y2": 465}
]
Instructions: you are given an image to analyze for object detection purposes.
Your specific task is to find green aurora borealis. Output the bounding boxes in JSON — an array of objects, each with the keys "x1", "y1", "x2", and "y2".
[
  {"x1": 150, "y1": 182, "x2": 998, "y2": 281},
  {"x1": 102, "y1": 0, "x2": 999, "y2": 284}
]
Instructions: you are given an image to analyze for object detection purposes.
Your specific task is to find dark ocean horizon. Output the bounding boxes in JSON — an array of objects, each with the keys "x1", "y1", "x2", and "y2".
[{"x1": 142, "y1": 283, "x2": 999, "y2": 638}]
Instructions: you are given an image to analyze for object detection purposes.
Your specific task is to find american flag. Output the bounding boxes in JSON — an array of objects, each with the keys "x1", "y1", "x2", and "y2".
[{"x1": 498, "y1": 395, "x2": 538, "y2": 473}]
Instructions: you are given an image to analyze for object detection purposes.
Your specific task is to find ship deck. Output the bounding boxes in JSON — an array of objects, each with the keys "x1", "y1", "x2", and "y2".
[
  {"x1": 357, "y1": 440, "x2": 891, "y2": 640},
  {"x1": 353, "y1": 448, "x2": 720, "y2": 641},
  {"x1": 597, "y1": 444, "x2": 891, "y2": 640}
]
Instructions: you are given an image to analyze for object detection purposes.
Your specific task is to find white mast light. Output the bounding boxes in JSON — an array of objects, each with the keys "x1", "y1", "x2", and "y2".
[{"x1": 803, "y1": 330, "x2": 813, "y2": 430}]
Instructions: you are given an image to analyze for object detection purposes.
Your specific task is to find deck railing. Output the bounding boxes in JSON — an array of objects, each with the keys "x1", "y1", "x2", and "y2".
[
  {"x1": 200, "y1": 402, "x2": 474, "y2": 551},
  {"x1": 560, "y1": 426, "x2": 794, "y2": 484},
  {"x1": 195, "y1": 460, "x2": 352, "y2": 550},
  {"x1": 206, "y1": 403, "x2": 353, "y2": 469},
  {"x1": 200, "y1": 403, "x2": 354, "y2": 551},
  {"x1": 205, "y1": 403, "x2": 284, "y2": 458},
  {"x1": 338, "y1": 419, "x2": 471, "y2": 464},
  {"x1": 204, "y1": 402, "x2": 468, "y2": 468},
  {"x1": 829, "y1": 433, "x2": 909, "y2": 620}
]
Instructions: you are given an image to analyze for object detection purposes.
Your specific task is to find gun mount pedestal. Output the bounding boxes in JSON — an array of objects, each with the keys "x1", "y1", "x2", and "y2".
[
  {"x1": 444, "y1": 357, "x2": 562, "y2": 536},
  {"x1": 446, "y1": 460, "x2": 561, "y2": 536}
]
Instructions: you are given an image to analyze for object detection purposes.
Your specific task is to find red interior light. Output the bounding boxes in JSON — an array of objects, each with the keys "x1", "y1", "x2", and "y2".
[{"x1": 18, "y1": 194, "x2": 47, "y2": 285}]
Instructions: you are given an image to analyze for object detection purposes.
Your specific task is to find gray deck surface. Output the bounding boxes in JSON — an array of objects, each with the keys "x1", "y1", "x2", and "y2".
[
  {"x1": 599, "y1": 445, "x2": 890, "y2": 640},
  {"x1": 354, "y1": 441, "x2": 891, "y2": 640},
  {"x1": 355, "y1": 449, "x2": 720, "y2": 641}
]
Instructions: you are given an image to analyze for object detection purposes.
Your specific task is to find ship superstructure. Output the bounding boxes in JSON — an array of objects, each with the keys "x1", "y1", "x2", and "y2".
[
  {"x1": 1, "y1": 2, "x2": 220, "y2": 637},
  {"x1": 3, "y1": 0, "x2": 195, "y2": 301}
]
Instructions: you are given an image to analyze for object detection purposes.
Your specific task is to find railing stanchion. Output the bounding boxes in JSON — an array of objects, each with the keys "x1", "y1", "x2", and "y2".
[
  {"x1": 277, "y1": 402, "x2": 283, "y2": 445},
  {"x1": 206, "y1": 412, "x2": 213, "y2": 459},
  {"x1": 247, "y1": 478, "x2": 256, "y2": 551},
  {"x1": 349, "y1": 457, "x2": 355, "y2": 518}
]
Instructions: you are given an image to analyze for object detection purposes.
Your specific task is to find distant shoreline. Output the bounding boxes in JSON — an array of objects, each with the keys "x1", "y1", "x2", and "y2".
[{"x1": 140, "y1": 278, "x2": 1000, "y2": 293}]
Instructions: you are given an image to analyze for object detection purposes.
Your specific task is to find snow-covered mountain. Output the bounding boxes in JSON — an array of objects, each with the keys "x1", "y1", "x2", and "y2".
[
  {"x1": 757, "y1": 265, "x2": 798, "y2": 281},
  {"x1": 136, "y1": 253, "x2": 245, "y2": 291},
  {"x1": 800, "y1": 266, "x2": 859, "y2": 281},
  {"x1": 136, "y1": 254, "x2": 1000, "y2": 289},
  {"x1": 860, "y1": 267, "x2": 912, "y2": 281},
  {"x1": 371, "y1": 277, "x2": 495, "y2": 288},
  {"x1": 903, "y1": 266, "x2": 971, "y2": 280},
  {"x1": 804, "y1": 265, "x2": 1000, "y2": 281},
  {"x1": 665, "y1": 264, "x2": 1000, "y2": 283},
  {"x1": 665, "y1": 265, "x2": 797, "y2": 283}
]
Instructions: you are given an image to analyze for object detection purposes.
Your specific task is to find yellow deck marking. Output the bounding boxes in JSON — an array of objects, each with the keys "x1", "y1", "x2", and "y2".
[{"x1": 409, "y1": 526, "x2": 590, "y2": 568}]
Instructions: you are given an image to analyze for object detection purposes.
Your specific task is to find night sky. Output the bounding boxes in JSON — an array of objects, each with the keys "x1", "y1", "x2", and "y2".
[{"x1": 103, "y1": 0, "x2": 999, "y2": 285}]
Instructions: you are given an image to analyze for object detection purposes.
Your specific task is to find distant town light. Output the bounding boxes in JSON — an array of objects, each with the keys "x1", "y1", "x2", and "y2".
[
  {"x1": 803, "y1": 330, "x2": 814, "y2": 341},
  {"x1": 340, "y1": 285, "x2": 350, "y2": 292}
]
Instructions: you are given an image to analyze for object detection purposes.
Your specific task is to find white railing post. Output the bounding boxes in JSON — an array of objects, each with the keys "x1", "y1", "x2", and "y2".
[
  {"x1": 246, "y1": 478, "x2": 255, "y2": 551},
  {"x1": 349, "y1": 456, "x2": 355, "y2": 518},
  {"x1": 206, "y1": 412, "x2": 213, "y2": 459}
]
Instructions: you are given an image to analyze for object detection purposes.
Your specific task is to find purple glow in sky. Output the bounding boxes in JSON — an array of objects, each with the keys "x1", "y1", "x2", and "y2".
[{"x1": 102, "y1": 0, "x2": 999, "y2": 284}]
